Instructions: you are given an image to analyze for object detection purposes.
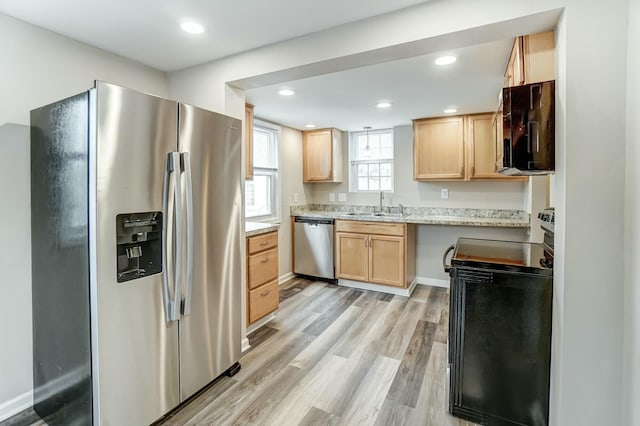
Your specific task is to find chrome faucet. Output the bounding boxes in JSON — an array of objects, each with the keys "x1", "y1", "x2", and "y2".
[
  {"x1": 379, "y1": 191, "x2": 384, "y2": 212},
  {"x1": 398, "y1": 203, "x2": 404, "y2": 215}
]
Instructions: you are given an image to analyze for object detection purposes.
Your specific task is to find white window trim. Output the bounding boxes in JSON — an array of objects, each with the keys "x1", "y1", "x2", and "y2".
[
  {"x1": 349, "y1": 128, "x2": 394, "y2": 193},
  {"x1": 246, "y1": 119, "x2": 280, "y2": 222}
]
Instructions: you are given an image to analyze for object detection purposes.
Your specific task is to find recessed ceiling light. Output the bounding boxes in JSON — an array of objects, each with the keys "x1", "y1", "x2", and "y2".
[
  {"x1": 444, "y1": 108, "x2": 458, "y2": 114},
  {"x1": 435, "y1": 55, "x2": 457, "y2": 66},
  {"x1": 376, "y1": 101, "x2": 392, "y2": 109},
  {"x1": 181, "y1": 21, "x2": 204, "y2": 34},
  {"x1": 278, "y1": 89, "x2": 295, "y2": 96},
  {"x1": 305, "y1": 124, "x2": 316, "y2": 128}
]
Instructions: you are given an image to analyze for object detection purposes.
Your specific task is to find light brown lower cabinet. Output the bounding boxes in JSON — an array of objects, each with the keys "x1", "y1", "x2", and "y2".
[
  {"x1": 246, "y1": 231, "x2": 279, "y2": 325},
  {"x1": 335, "y1": 221, "x2": 415, "y2": 288}
]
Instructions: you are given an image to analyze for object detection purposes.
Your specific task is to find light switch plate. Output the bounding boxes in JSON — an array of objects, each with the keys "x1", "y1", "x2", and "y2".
[
  {"x1": 338, "y1": 193, "x2": 347, "y2": 202},
  {"x1": 329, "y1": 193, "x2": 336, "y2": 202},
  {"x1": 441, "y1": 189, "x2": 449, "y2": 199}
]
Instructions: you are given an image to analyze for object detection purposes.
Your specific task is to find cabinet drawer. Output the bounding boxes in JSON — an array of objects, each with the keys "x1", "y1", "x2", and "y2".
[
  {"x1": 248, "y1": 247, "x2": 278, "y2": 289},
  {"x1": 248, "y1": 231, "x2": 278, "y2": 254},
  {"x1": 248, "y1": 279, "x2": 279, "y2": 324},
  {"x1": 335, "y1": 220, "x2": 405, "y2": 237}
]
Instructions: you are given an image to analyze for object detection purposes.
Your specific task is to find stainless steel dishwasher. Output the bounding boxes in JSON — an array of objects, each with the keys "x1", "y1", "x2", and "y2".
[{"x1": 293, "y1": 216, "x2": 335, "y2": 280}]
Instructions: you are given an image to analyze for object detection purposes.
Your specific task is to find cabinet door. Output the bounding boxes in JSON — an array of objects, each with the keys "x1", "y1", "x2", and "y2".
[
  {"x1": 413, "y1": 116, "x2": 465, "y2": 180},
  {"x1": 467, "y1": 114, "x2": 496, "y2": 178},
  {"x1": 523, "y1": 31, "x2": 555, "y2": 84},
  {"x1": 245, "y1": 103, "x2": 254, "y2": 180},
  {"x1": 504, "y1": 37, "x2": 524, "y2": 87},
  {"x1": 303, "y1": 129, "x2": 333, "y2": 181},
  {"x1": 369, "y1": 235, "x2": 405, "y2": 287},
  {"x1": 335, "y1": 232, "x2": 368, "y2": 282}
]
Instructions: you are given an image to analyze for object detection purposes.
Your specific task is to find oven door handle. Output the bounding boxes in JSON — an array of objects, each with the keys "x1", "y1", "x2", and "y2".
[{"x1": 443, "y1": 244, "x2": 455, "y2": 273}]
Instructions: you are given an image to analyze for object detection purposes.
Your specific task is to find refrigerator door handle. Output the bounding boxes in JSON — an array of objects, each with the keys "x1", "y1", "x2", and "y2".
[
  {"x1": 181, "y1": 152, "x2": 194, "y2": 317},
  {"x1": 162, "y1": 152, "x2": 182, "y2": 322},
  {"x1": 172, "y1": 152, "x2": 184, "y2": 322}
]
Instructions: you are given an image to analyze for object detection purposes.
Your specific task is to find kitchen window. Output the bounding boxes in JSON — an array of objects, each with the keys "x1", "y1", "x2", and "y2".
[
  {"x1": 245, "y1": 121, "x2": 279, "y2": 221},
  {"x1": 349, "y1": 128, "x2": 394, "y2": 192}
]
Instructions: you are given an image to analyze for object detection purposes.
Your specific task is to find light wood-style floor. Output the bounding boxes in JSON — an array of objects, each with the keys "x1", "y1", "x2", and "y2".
[
  {"x1": 9, "y1": 279, "x2": 477, "y2": 426},
  {"x1": 159, "y1": 278, "x2": 477, "y2": 426}
]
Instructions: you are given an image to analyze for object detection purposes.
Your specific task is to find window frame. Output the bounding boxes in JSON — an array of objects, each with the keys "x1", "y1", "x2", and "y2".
[
  {"x1": 348, "y1": 127, "x2": 395, "y2": 193},
  {"x1": 245, "y1": 120, "x2": 280, "y2": 222}
]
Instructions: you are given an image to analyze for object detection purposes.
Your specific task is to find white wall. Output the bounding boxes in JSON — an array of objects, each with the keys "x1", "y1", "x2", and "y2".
[
  {"x1": 0, "y1": 123, "x2": 31, "y2": 418},
  {"x1": 169, "y1": 1, "x2": 629, "y2": 424},
  {"x1": 308, "y1": 125, "x2": 527, "y2": 209},
  {"x1": 305, "y1": 124, "x2": 530, "y2": 282},
  {"x1": 277, "y1": 125, "x2": 311, "y2": 278},
  {"x1": 0, "y1": 14, "x2": 168, "y2": 420},
  {"x1": 551, "y1": 3, "x2": 627, "y2": 425},
  {"x1": 624, "y1": 0, "x2": 640, "y2": 423}
]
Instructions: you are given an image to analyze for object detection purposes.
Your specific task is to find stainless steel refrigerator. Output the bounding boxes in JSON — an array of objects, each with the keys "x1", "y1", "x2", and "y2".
[{"x1": 30, "y1": 81, "x2": 242, "y2": 425}]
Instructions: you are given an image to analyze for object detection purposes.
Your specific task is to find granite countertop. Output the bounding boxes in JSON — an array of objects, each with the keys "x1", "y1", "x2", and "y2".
[
  {"x1": 245, "y1": 221, "x2": 280, "y2": 237},
  {"x1": 290, "y1": 205, "x2": 530, "y2": 228}
]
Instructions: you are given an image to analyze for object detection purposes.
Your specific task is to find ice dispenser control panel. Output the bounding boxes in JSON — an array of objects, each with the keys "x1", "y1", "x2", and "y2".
[{"x1": 116, "y1": 212, "x2": 162, "y2": 283}]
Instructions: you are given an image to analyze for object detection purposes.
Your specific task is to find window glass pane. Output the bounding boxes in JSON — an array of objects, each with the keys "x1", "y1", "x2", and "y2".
[
  {"x1": 350, "y1": 128, "x2": 393, "y2": 192},
  {"x1": 381, "y1": 133, "x2": 393, "y2": 148},
  {"x1": 381, "y1": 177, "x2": 393, "y2": 191},
  {"x1": 358, "y1": 137, "x2": 368, "y2": 155},
  {"x1": 253, "y1": 130, "x2": 270, "y2": 168},
  {"x1": 358, "y1": 178, "x2": 369, "y2": 191},
  {"x1": 245, "y1": 175, "x2": 272, "y2": 218},
  {"x1": 368, "y1": 177, "x2": 380, "y2": 190}
]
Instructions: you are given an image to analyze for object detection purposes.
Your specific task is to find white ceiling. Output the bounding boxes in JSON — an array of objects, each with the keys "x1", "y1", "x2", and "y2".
[
  {"x1": 1, "y1": 0, "x2": 546, "y2": 133},
  {"x1": 0, "y1": 0, "x2": 432, "y2": 71},
  {"x1": 246, "y1": 39, "x2": 513, "y2": 131}
]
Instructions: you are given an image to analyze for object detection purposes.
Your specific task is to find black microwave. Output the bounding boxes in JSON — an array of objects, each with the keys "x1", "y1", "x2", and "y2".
[{"x1": 499, "y1": 80, "x2": 555, "y2": 175}]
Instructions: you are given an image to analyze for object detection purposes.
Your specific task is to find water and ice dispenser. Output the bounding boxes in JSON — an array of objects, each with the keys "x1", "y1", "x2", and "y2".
[{"x1": 116, "y1": 212, "x2": 163, "y2": 282}]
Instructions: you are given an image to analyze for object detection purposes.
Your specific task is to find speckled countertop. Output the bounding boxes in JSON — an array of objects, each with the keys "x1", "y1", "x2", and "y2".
[
  {"x1": 245, "y1": 221, "x2": 280, "y2": 237},
  {"x1": 290, "y1": 204, "x2": 530, "y2": 228}
]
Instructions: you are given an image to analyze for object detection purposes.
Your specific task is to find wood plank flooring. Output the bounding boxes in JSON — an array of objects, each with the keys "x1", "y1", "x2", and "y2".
[
  {"x1": 160, "y1": 278, "x2": 477, "y2": 426},
  {"x1": 8, "y1": 279, "x2": 476, "y2": 426}
]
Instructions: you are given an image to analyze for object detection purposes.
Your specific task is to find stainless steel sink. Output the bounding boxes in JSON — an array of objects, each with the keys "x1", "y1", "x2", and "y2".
[
  {"x1": 343, "y1": 212, "x2": 409, "y2": 218},
  {"x1": 373, "y1": 212, "x2": 408, "y2": 218}
]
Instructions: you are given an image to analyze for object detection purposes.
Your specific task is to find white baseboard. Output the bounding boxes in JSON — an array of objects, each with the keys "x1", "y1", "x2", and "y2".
[
  {"x1": 241, "y1": 337, "x2": 251, "y2": 354},
  {"x1": 416, "y1": 276, "x2": 450, "y2": 288},
  {"x1": 0, "y1": 390, "x2": 32, "y2": 422},
  {"x1": 278, "y1": 272, "x2": 294, "y2": 285},
  {"x1": 246, "y1": 313, "x2": 276, "y2": 336},
  {"x1": 338, "y1": 278, "x2": 418, "y2": 297}
]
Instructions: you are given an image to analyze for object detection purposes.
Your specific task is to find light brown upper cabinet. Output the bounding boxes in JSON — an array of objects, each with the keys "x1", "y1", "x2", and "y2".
[
  {"x1": 302, "y1": 128, "x2": 343, "y2": 182},
  {"x1": 504, "y1": 31, "x2": 555, "y2": 87},
  {"x1": 414, "y1": 113, "x2": 526, "y2": 181},
  {"x1": 413, "y1": 116, "x2": 465, "y2": 180},
  {"x1": 244, "y1": 103, "x2": 254, "y2": 180},
  {"x1": 504, "y1": 38, "x2": 524, "y2": 87},
  {"x1": 467, "y1": 113, "x2": 525, "y2": 180}
]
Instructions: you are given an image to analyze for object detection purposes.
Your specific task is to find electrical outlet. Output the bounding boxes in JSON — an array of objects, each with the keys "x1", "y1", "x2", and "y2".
[
  {"x1": 338, "y1": 193, "x2": 347, "y2": 202},
  {"x1": 293, "y1": 193, "x2": 299, "y2": 203},
  {"x1": 441, "y1": 189, "x2": 449, "y2": 199},
  {"x1": 329, "y1": 193, "x2": 336, "y2": 202}
]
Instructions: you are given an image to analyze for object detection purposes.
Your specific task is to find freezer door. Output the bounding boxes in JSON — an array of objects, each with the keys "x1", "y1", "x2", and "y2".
[
  {"x1": 177, "y1": 103, "x2": 242, "y2": 400},
  {"x1": 93, "y1": 82, "x2": 180, "y2": 425}
]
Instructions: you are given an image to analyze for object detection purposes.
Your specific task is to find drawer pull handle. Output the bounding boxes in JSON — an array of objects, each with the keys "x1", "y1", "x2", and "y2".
[
  {"x1": 260, "y1": 258, "x2": 269, "y2": 264},
  {"x1": 261, "y1": 290, "x2": 271, "y2": 296},
  {"x1": 260, "y1": 241, "x2": 269, "y2": 246}
]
